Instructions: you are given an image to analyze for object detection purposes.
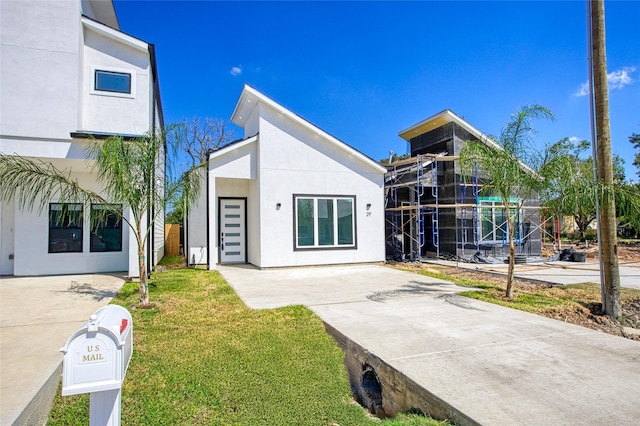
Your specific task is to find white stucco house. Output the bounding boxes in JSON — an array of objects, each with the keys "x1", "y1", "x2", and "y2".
[
  {"x1": 187, "y1": 85, "x2": 386, "y2": 269},
  {"x1": 0, "y1": 0, "x2": 164, "y2": 276}
]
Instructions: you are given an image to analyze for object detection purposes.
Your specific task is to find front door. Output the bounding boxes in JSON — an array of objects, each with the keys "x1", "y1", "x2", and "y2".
[{"x1": 220, "y1": 199, "x2": 246, "y2": 263}]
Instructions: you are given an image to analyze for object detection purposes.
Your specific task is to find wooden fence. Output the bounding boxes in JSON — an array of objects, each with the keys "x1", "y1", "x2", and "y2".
[{"x1": 165, "y1": 224, "x2": 182, "y2": 256}]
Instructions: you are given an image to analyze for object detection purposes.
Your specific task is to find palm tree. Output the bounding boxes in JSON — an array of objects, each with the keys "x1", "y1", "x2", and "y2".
[
  {"x1": 0, "y1": 130, "x2": 202, "y2": 306},
  {"x1": 460, "y1": 105, "x2": 554, "y2": 299}
]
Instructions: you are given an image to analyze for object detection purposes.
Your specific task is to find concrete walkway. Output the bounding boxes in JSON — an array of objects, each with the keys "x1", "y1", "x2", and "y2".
[
  {"x1": 0, "y1": 273, "x2": 125, "y2": 426},
  {"x1": 427, "y1": 259, "x2": 640, "y2": 290},
  {"x1": 219, "y1": 264, "x2": 640, "y2": 426}
]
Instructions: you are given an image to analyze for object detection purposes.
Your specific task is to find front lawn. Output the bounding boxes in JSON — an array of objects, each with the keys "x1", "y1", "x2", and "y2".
[{"x1": 48, "y1": 266, "x2": 449, "y2": 425}]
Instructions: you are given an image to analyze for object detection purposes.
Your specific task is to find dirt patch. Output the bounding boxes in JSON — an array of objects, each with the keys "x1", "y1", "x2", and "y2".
[{"x1": 396, "y1": 260, "x2": 640, "y2": 341}]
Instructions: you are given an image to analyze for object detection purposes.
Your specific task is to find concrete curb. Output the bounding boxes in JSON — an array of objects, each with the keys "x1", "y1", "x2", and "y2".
[{"x1": 12, "y1": 364, "x2": 61, "y2": 426}]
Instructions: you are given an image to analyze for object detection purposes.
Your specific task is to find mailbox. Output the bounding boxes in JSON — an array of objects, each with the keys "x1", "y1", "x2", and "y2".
[{"x1": 60, "y1": 305, "x2": 133, "y2": 396}]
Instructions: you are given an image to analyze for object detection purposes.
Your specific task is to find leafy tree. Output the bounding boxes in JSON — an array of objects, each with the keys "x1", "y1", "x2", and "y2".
[
  {"x1": 616, "y1": 181, "x2": 640, "y2": 238},
  {"x1": 166, "y1": 205, "x2": 184, "y2": 225},
  {"x1": 380, "y1": 153, "x2": 410, "y2": 164},
  {"x1": 630, "y1": 132, "x2": 640, "y2": 180},
  {"x1": 460, "y1": 105, "x2": 554, "y2": 299},
  {"x1": 0, "y1": 130, "x2": 202, "y2": 306},
  {"x1": 541, "y1": 138, "x2": 625, "y2": 239}
]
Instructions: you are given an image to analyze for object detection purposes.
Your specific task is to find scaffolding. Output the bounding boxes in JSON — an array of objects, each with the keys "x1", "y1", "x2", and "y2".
[{"x1": 384, "y1": 154, "x2": 549, "y2": 262}]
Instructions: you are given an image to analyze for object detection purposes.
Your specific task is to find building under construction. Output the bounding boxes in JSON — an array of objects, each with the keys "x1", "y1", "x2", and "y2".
[{"x1": 385, "y1": 110, "x2": 543, "y2": 262}]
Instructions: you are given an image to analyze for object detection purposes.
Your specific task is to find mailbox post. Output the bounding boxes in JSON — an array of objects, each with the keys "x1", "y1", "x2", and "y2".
[{"x1": 60, "y1": 305, "x2": 133, "y2": 426}]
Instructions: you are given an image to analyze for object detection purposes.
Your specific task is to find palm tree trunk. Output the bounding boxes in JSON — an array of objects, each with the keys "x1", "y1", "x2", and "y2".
[
  {"x1": 591, "y1": 0, "x2": 621, "y2": 317},
  {"x1": 506, "y1": 213, "x2": 516, "y2": 299},
  {"x1": 137, "y1": 222, "x2": 149, "y2": 305}
]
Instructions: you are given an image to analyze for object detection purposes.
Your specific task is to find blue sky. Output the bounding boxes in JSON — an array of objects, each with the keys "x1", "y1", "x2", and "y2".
[{"x1": 114, "y1": 0, "x2": 640, "y2": 181}]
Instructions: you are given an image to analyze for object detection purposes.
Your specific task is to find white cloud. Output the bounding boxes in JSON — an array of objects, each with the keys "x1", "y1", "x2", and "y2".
[
  {"x1": 230, "y1": 66, "x2": 242, "y2": 77},
  {"x1": 569, "y1": 136, "x2": 581, "y2": 143},
  {"x1": 574, "y1": 66, "x2": 636, "y2": 96},
  {"x1": 574, "y1": 82, "x2": 590, "y2": 97},
  {"x1": 608, "y1": 66, "x2": 636, "y2": 89}
]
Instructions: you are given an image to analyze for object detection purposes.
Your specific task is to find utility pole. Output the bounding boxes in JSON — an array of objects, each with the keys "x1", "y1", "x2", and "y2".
[{"x1": 589, "y1": 0, "x2": 621, "y2": 318}]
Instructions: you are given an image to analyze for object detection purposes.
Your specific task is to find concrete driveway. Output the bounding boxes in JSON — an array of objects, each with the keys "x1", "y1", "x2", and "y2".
[
  {"x1": 219, "y1": 263, "x2": 640, "y2": 425},
  {"x1": 0, "y1": 273, "x2": 125, "y2": 426},
  {"x1": 440, "y1": 259, "x2": 640, "y2": 290}
]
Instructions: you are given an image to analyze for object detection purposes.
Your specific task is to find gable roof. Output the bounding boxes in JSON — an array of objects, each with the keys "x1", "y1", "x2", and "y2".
[
  {"x1": 231, "y1": 85, "x2": 387, "y2": 174},
  {"x1": 398, "y1": 109, "x2": 501, "y2": 151}
]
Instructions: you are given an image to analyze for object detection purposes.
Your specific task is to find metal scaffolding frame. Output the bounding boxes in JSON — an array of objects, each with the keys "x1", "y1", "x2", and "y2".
[{"x1": 384, "y1": 155, "x2": 546, "y2": 261}]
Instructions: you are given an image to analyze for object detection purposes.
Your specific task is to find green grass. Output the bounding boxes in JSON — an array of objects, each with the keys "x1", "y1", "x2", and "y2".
[
  {"x1": 157, "y1": 255, "x2": 186, "y2": 268},
  {"x1": 48, "y1": 267, "x2": 450, "y2": 425}
]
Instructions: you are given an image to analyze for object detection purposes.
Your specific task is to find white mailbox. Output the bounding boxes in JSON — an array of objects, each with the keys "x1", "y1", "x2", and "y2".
[{"x1": 60, "y1": 305, "x2": 133, "y2": 396}]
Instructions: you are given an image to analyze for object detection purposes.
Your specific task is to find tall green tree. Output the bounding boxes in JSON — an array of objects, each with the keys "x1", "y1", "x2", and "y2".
[
  {"x1": 461, "y1": 105, "x2": 554, "y2": 299},
  {"x1": 0, "y1": 130, "x2": 202, "y2": 306},
  {"x1": 542, "y1": 138, "x2": 625, "y2": 239}
]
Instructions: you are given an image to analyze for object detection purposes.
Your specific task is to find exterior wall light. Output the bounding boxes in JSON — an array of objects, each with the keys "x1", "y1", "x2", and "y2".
[{"x1": 276, "y1": 203, "x2": 281, "y2": 210}]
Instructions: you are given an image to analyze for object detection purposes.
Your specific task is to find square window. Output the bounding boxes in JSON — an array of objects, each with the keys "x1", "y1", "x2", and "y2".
[
  {"x1": 95, "y1": 70, "x2": 131, "y2": 94},
  {"x1": 49, "y1": 204, "x2": 83, "y2": 253},
  {"x1": 90, "y1": 204, "x2": 123, "y2": 252}
]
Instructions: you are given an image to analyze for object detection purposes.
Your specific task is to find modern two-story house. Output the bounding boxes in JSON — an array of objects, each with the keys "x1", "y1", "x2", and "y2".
[{"x1": 0, "y1": 0, "x2": 164, "y2": 276}]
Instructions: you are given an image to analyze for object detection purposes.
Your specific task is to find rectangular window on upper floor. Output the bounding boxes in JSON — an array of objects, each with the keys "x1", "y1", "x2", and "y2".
[
  {"x1": 91, "y1": 67, "x2": 136, "y2": 98},
  {"x1": 95, "y1": 70, "x2": 131, "y2": 93}
]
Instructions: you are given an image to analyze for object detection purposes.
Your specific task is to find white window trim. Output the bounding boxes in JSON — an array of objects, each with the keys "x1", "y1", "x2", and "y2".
[
  {"x1": 294, "y1": 195, "x2": 357, "y2": 250},
  {"x1": 477, "y1": 199, "x2": 520, "y2": 243},
  {"x1": 90, "y1": 66, "x2": 136, "y2": 99}
]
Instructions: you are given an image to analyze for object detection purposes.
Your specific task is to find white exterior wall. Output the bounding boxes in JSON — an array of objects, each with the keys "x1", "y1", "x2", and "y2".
[
  {"x1": 12, "y1": 172, "x2": 130, "y2": 276},
  {"x1": 0, "y1": 0, "x2": 81, "y2": 141},
  {"x1": 81, "y1": 25, "x2": 151, "y2": 135},
  {"x1": 0, "y1": 199, "x2": 16, "y2": 275},
  {"x1": 187, "y1": 168, "x2": 208, "y2": 265},
  {"x1": 256, "y1": 107, "x2": 384, "y2": 268},
  {"x1": 0, "y1": 0, "x2": 162, "y2": 276}
]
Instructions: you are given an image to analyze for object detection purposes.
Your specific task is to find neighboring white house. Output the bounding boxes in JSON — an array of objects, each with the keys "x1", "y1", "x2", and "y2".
[
  {"x1": 187, "y1": 85, "x2": 386, "y2": 269},
  {"x1": 0, "y1": 0, "x2": 164, "y2": 276}
]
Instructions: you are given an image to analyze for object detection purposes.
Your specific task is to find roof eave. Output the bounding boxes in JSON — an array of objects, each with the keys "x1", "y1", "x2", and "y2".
[
  {"x1": 398, "y1": 109, "x2": 502, "y2": 151},
  {"x1": 82, "y1": 15, "x2": 148, "y2": 53}
]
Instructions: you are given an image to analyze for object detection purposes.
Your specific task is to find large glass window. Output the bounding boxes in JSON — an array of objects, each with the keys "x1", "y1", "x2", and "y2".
[
  {"x1": 478, "y1": 197, "x2": 518, "y2": 243},
  {"x1": 295, "y1": 195, "x2": 356, "y2": 249},
  {"x1": 95, "y1": 70, "x2": 131, "y2": 94},
  {"x1": 49, "y1": 203, "x2": 83, "y2": 253},
  {"x1": 90, "y1": 204, "x2": 123, "y2": 252}
]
